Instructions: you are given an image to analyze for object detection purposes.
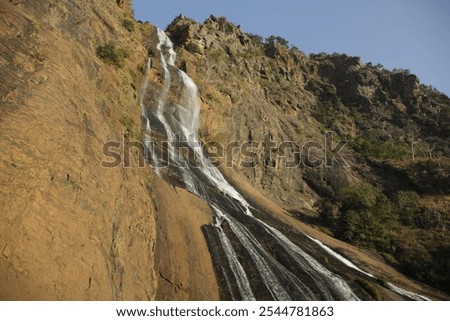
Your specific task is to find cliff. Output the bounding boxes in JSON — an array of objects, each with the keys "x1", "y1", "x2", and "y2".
[
  {"x1": 0, "y1": 2, "x2": 448, "y2": 300},
  {"x1": 0, "y1": 1, "x2": 218, "y2": 300},
  {"x1": 165, "y1": 15, "x2": 450, "y2": 294}
]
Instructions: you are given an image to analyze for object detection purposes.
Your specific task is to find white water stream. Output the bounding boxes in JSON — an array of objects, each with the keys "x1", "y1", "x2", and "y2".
[{"x1": 139, "y1": 28, "x2": 429, "y2": 301}]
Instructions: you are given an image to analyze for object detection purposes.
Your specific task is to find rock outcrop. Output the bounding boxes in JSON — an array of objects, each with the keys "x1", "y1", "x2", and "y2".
[{"x1": 165, "y1": 15, "x2": 450, "y2": 294}]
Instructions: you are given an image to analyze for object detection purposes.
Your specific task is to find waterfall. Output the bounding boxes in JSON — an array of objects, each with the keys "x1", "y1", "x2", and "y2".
[{"x1": 138, "y1": 28, "x2": 428, "y2": 301}]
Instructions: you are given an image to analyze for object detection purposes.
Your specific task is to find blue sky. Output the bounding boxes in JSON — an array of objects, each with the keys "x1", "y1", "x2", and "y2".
[{"x1": 132, "y1": 0, "x2": 450, "y2": 95}]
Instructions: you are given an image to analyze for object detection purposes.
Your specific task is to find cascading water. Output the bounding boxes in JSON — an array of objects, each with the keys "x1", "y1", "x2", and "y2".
[{"x1": 139, "y1": 28, "x2": 428, "y2": 301}]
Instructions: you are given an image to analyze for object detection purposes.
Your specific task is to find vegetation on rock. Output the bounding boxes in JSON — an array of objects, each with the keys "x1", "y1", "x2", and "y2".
[
  {"x1": 356, "y1": 279, "x2": 382, "y2": 301},
  {"x1": 122, "y1": 18, "x2": 135, "y2": 32},
  {"x1": 96, "y1": 42, "x2": 129, "y2": 68},
  {"x1": 317, "y1": 184, "x2": 449, "y2": 292}
]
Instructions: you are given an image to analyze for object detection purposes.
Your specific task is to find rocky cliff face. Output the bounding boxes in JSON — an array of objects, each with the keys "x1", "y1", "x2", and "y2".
[
  {"x1": 1, "y1": 2, "x2": 448, "y2": 299},
  {"x1": 165, "y1": 15, "x2": 450, "y2": 293},
  {"x1": 166, "y1": 15, "x2": 449, "y2": 202},
  {"x1": 0, "y1": 0, "x2": 158, "y2": 300},
  {"x1": 0, "y1": 0, "x2": 219, "y2": 300}
]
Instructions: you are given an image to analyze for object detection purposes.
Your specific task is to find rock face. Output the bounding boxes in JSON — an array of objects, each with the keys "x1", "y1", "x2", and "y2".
[
  {"x1": 166, "y1": 15, "x2": 449, "y2": 202},
  {"x1": 0, "y1": 2, "x2": 448, "y2": 299},
  {"x1": 165, "y1": 15, "x2": 450, "y2": 294},
  {"x1": 0, "y1": 0, "x2": 158, "y2": 300},
  {"x1": 0, "y1": 0, "x2": 219, "y2": 300}
]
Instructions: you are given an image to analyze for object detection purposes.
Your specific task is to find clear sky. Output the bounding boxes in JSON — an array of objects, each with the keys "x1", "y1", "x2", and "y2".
[{"x1": 132, "y1": 0, "x2": 450, "y2": 95}]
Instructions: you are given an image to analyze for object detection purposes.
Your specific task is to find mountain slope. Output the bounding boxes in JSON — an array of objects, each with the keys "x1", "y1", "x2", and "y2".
[
  {"x1": 0, "y1": 0, "x2": 157, "y2": 300},
  {"x1": 0, "y1": 0, "x2": 219, "y2": 300},
  {"x1": 164, "y1": 15, "x2": 450, "y2": 294},
  {"x1": 0, "y1": 2, "x2": 448, "y2": 300}
]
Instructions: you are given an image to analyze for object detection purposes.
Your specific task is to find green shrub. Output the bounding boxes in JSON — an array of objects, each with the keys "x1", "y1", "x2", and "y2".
[
  {"x1": 338, "y1": 184, "x2": 393, "y2": 249},
  {"x1": 216, "y1": 17, "x2": 234, "y2": 33},
  {"x1": 246, "y1": 33, "x2": 263, "y2": 45},
  {"x1": 316, "y1": 198, "x2": 338, "y2": 226},
  {"x1": 377, "y1": 278, "x2": 391, "y2": 289},
  {"x1": 290, "y1": 45, "x2": 305, "y2": 56},
  {"x1": 349, "y1": 136, "x2": 409, "y2": 160},
  {"x1": 397, "y1": 247, "x2": 432, "y2": 281},
  {"x1": 311, "y1": 101, "x2": 347, "y2": 129},
  {"x1": 120, "y1": 114, "x2": 139, "y2": 137},
  {"x1": 122, "y1": 19, "x2": 135, "y2": 32},
  {"x1": 393, "y1": 191, "x2": 420, "y2": 226},
  {"x1": 392, "y1": 68, "x2": 410, "y2": 74},
  {"x1": 185, "y1": 41, "x2": 202, "y2": 54},
  {"x1": 341, "y1": 184, "x2": 378, "y2": 209},
  {"x1": 265, "y1": 35, "x2": 289, "y2": 47},
  {"x1": 144, "y1": 176, "x2": 153, "y2": 189},
  {"x1": 316, "y1": 183, "x2": 395, "y2": 251},
  {"x1": 356, "y1": 280, "x2": 382, "y2": 300},
  {"x1": 312, "y1": 101, "x2": 335, "y2": 128},
  {"x1": 96, "y1": 43, "x2": 128, "y2": 68},
  {"x1": 206, "y1": 48, "x2": 228, "y2": 63}
]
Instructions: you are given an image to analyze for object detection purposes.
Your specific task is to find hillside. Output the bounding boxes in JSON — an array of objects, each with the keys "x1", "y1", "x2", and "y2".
[
  {"x1": 164, "y1": 15, "x2": 450, "y2": 294},
  {"x1": 0, "y1": 0, "x2": 217, "y2": 300},
  {"x1": 0, "y1": 1, "x2": 448, "y2": 300}
]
